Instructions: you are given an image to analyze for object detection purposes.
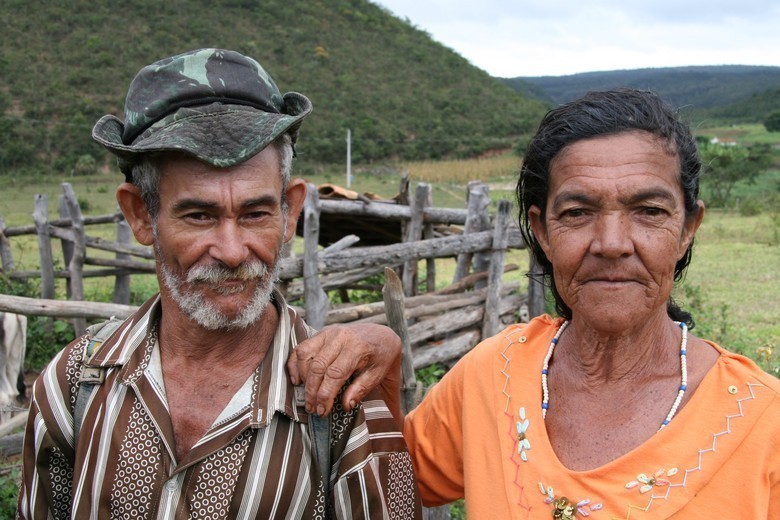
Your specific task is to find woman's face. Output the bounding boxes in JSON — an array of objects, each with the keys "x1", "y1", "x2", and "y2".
[{"x1": 529, "y1": 131, "x2": 704, "y2": 333}]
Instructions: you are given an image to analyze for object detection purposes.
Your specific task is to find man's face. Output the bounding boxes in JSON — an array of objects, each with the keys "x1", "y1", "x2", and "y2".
[{"x1": 150, "y1": 147, "x2": 303, "y2": 330}]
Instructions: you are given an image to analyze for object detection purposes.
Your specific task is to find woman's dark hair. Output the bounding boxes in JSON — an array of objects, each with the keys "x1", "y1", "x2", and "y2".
[{"x1": 516, "y1": 89, "x2": 702, "y2": 326}]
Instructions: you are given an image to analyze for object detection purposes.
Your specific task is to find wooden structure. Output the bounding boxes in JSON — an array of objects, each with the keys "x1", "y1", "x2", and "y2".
[
  {"x1": 1, "y1": 179, "x2": 547, "y2": 518},
  {"x1": 0, "y1": 180, "x2": 546, "y2": 351}
]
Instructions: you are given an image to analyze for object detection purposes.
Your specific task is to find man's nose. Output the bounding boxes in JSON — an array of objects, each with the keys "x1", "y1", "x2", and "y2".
[{"x1": 208, "y1": 220, "x2": 250, "y2": 268}]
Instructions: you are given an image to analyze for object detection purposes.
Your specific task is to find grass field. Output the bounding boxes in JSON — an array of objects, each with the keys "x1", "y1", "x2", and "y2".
[{"x1": 0, "y1": 135, "x2": 778, "y2": 376}]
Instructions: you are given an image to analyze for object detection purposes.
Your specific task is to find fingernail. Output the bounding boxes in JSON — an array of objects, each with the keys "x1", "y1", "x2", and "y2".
[
  {"x1": 305, "y1": 404, "x2": 312, "y2": 413},
  {"x1": 349, "y1": 399, "x2": 357, "y2": 410},
  {"x1": 316, "y1": 404, "x2": 325, "y2": 416}
]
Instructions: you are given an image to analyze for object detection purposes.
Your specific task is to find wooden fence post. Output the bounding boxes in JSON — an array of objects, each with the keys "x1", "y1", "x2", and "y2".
[
  {"x1": 113, "y1": 218, "x2": 132, "y2": 305},
  {"x1": 402, "y1": 183, "x2": 429, "y2": 297},
  {"x1": 453, "y1": 182, "x2": 490, "y2": 284},
  {"x1": 527, "y1": 253, "x2": 546, "y2": 318},
  {"x1": 57, "y1": 195, "x2": 75, "y2": 299},
  {"x1": 482, "y1": 200, "x2": 510, "y2": 339},
  {"x1": 32, "y1": 194, "x2": 55, "y2": 300},
  {"x1": 423, "y1": 186, "x2": 436, "y2": 293},
  {"x1": 303, "y1": 183, "x2": 328, "y2": 329},
  {"x1": 0, "y1": 216, "x2": 14, "y2": 272},
  {"x1": 61, "y1": 183, "x2": 86, "y2": 335},
  {"x1": 381, "y1": 267, "x2": 422, "y2": 415}
]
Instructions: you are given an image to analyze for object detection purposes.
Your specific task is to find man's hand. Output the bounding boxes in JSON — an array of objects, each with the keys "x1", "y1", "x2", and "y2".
[{"x1": 287, "y1": 323, "x2": 403, "y2": 422}]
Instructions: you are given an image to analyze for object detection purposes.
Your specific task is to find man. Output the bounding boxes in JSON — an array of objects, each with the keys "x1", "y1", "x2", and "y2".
[{"x1": 17, "y1": 48, "x2": 420, "y2": 519}]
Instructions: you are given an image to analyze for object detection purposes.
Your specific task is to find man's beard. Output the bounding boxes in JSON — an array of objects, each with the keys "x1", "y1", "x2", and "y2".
[{"x1": 157, "y1": 244, "x2": 279, "y2": 330}]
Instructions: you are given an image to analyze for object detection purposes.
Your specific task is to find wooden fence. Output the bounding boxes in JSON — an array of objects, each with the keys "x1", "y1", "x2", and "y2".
[
  {"x1": 1, "y1": 179, "x2": 546, "y2": 518},
  {"x1": 1, "y1": 180, "x2": 545, "y2": 353}
]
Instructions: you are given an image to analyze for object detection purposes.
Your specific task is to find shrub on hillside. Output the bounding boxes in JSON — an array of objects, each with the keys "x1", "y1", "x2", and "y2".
[{"x1": 765, "y1": 111, "x2": 780, "y2": 132}]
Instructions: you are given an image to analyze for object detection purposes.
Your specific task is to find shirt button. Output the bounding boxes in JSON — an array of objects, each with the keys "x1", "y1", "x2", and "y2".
[
  {"x1": 519, "y1": 336, "x2": 527, "y2": 343},
  {"x1": 728, "y1": 385, "x2": 738, "y2": 395},
  {"x1": 166, "y1": 480, "x2": 177, "y2": 492}
]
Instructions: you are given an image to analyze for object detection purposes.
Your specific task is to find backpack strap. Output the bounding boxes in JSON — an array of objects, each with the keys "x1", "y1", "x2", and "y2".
[{"x1": 73, "y1": 317, "x2": 125, "y2": 446}]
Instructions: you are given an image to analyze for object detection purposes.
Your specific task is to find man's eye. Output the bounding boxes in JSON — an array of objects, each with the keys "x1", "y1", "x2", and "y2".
[
  {"x1": 641, "y1": 207, "x2": 664, "y2": 216},
  {"x1": 184, "y1": 212, "x2": 211, "y2": 221}
]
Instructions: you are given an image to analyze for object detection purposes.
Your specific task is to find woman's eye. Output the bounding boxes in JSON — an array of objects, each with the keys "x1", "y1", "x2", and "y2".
[{"x1": 562, "y1": 208, "x2": 586, "y2": 218}]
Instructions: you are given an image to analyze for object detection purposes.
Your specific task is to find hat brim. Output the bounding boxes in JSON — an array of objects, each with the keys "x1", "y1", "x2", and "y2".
[{"x1": 92, "y1": 92, "x2": 311, "y2": 171}]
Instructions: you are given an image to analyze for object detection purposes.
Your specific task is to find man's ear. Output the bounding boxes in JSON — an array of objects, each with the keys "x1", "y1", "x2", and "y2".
[
  {"x1": 283, "y1": 179, "x2": 307, "y2": 242},
  {"x1": 116, "y1": 183, "x2": 154, "y2": 246}
]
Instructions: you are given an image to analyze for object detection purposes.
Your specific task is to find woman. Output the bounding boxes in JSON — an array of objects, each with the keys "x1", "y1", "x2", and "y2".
[{"x1": 402, "y1": 89, "x2": 780, "y2": 519}]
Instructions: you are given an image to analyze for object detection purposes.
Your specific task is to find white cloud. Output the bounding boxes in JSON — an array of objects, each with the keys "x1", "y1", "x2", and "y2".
[{"x1": 374, "y1": 0, "x2": 780, "y2": 76}]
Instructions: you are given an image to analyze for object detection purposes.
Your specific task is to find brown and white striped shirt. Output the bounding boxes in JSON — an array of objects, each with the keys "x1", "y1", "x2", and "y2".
[{"x1": 17, "y1": 294, "x2": 421, "y2": 519}]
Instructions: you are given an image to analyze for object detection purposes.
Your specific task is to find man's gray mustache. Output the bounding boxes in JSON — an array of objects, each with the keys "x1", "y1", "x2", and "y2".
[{"x1": 186, "y1": 262, "x2": 269, "y2": 284}]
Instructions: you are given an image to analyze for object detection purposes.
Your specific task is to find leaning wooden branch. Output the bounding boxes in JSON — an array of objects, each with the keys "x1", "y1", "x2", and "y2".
[
  {"x1": 382, "y1": 267, "x2": 423, "y2": 414},
  {"x1": 0, "y1": 294, "x2": 137, "y2": 320}
]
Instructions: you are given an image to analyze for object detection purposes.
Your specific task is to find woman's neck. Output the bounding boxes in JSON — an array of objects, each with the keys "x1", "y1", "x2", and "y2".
[{"x1": 557, "y1": 312, "x2": 682, "y2": 386}]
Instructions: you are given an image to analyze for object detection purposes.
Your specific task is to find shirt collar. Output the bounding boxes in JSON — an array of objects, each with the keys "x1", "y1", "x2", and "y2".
[{"x1": 88, "y1": 289, "x2": 312, "y2": 427}]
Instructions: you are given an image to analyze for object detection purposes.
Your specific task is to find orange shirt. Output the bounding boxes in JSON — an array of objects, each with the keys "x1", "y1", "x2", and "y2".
[{"x1": 404, "y1": 315, "x2": 780, "y2": 519}]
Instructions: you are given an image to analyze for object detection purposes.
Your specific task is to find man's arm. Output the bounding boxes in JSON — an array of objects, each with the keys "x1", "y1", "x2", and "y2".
[
  {"x1": 17, "y1": 351, "x2": 77, "y2": 520},
  {"x1": 286, "y1": 323, "x2": 403, "y2": 423}
]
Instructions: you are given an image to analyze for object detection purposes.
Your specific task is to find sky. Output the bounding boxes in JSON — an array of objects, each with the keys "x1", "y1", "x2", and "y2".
[{"x1": 374, "y1": 0, "x2": 780, "y2": 77}]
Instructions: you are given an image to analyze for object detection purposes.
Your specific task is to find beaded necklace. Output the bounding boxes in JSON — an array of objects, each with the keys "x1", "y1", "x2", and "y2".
[{"x1": 541, "y1": 320, "x2": 688, "y2": 431}]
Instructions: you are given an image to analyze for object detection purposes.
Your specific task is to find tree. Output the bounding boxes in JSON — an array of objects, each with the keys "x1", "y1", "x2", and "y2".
[
  {"x1": 765, "y1": 111, "x2": 780, "y2": 132},
  {"x1": 699, "y1": 143, "x2": 773, "y2": 207}
]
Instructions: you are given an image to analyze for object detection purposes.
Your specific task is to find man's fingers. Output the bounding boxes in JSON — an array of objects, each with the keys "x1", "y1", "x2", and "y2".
[
  {"x1": 302, "y1": 339, "x2": 359, "y2": 415},
  {"x1": 287, "y1": 333, "x2": 326, "y2": 385}
]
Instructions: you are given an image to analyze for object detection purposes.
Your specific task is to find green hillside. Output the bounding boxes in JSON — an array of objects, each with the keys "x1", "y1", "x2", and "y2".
[
  {"x1": 504, "y1": 65, "x2": 780, "y2": 122},
  {"x1": 0, "y1": 0, "x2": 546, "y2": 177},
  {"x1": 703, "y1": 86, "x2": 780, "y2": 124}
]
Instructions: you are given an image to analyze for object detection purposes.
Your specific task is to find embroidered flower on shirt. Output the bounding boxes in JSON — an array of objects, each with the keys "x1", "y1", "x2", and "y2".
[
  {"x1": 539, "y1": 481, "x2": 603, "y2": 518},
  {"x1": 625, "y1": 468, "x2": 677, "y2": 494},
  {"x1": 516, "y1": 407, "x2": 531, "y2": 462}
]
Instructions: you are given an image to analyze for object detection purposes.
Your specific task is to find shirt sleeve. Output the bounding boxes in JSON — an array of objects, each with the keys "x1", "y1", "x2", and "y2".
[
  {"x1": 329, "y1": 390, "x2": 423, "y2": 519},
  {"x1": 17, "y1": 340, "x2": 84, "y2": 520},
  {"x1": 403, "y1": 357, "x2": 468, "y2": 507}
]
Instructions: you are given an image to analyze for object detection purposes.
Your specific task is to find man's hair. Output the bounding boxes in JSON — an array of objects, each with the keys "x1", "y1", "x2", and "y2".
[
  {"x1": 515, "y1": 88, "x2": 702, "y2": 325},
  {"x1": 132, "y1": 133, "x2": 294, "y2": 220}
]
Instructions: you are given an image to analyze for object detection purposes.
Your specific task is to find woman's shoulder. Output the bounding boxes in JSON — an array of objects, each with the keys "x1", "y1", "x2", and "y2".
[
  {"x1": 708, "y1": 341, "x2": 780, "y2": 396},
  {"x1": 463, "y1": 314, "x2": 564, "y2": 364}
]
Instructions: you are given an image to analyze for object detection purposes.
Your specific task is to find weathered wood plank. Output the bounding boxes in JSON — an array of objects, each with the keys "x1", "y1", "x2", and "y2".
[
  {"x1": 382, "y1": 268, "x2": 422, "y2": 414},
  {"x1": 113, "y1": 220, "x2": 132, "y2": 304},
  {"x1": 413, "y1": 328, "x2": 481, "y2": 369},
  {"x1": 303, "y1": 184, "x2": 328, "y2": 329},
  {"x1": 3, "y1": 213, "x2": 124, "y2": 237},
  {"x1": 277, "y1": 228, "x2": 525, "y2": 280},
  {"x1": 32, "y1": 194, "x2": 55, "y2": 300},
  {"x1": 61, "y1": 183, "x2": 86, "y2": 335},
  {"x1": 482, "y1": 200, "x2": 511, "y2": 338},
  {"x1": 0, "y1": 294, "x2": 137, "y2": 319},
  {"x1": 0, "y1": 216, "x2": 14, "y2": 272},
  {"x1": 403, "y1": 183, "x2": 429, "y2": 296},
  {"x1": 453, "y1": 182, "x2": 490, "y2": 282}
]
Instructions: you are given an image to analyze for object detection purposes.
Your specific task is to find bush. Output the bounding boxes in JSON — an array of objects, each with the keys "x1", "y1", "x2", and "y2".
[
  {"x1": 764, "y1": 111, "x2": 780, "y2": 132},
  {"x1": 738, "y1": 196, "x2": 763, "y2": 216}
]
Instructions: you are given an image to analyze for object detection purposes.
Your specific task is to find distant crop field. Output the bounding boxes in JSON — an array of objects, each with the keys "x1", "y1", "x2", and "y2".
[{"x1": 697, "y1": 123, "x2": 780, "y2": 145}]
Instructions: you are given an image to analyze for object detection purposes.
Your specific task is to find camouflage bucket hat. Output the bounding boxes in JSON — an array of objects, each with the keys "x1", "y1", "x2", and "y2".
[{"x1": 92, "y1": 48, "x2": 312, "y2": 178}]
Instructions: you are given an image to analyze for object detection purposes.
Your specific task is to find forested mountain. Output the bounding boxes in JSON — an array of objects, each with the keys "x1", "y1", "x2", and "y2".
[
  {"x1": 0, "y1": 0, "x2": 546, "y2": 176},
  {"x1": 504, "y1": 65, "x2": 780, "y2": 124}
]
